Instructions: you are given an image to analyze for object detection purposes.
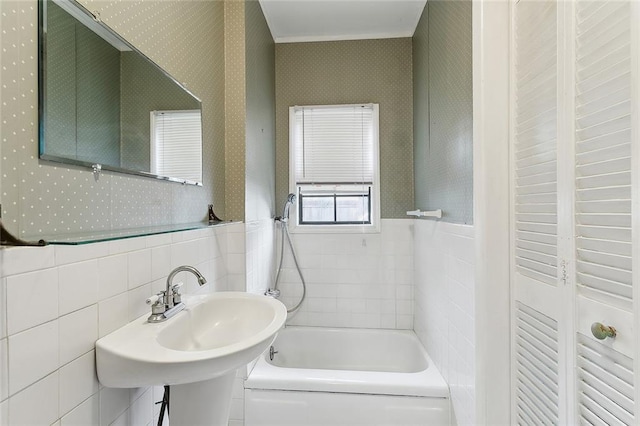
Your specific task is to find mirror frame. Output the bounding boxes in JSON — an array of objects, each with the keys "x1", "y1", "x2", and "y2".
[{"x1": 38, "y1": 0, "x2": 204, "y2": 186}]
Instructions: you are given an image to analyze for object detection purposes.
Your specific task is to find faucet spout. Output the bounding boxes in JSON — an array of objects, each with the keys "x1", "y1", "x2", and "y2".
[
  {"x1": 165, "y1": 265, "x2": 207, "y2": 307},
  {"x1": 147, "y1": 265, "x2": 208, "y2": 322}
]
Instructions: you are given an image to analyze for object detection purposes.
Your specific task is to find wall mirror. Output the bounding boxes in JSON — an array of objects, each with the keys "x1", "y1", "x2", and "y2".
[{"x1": 39, "y1": 0, "x2": 203, "y2": 185}]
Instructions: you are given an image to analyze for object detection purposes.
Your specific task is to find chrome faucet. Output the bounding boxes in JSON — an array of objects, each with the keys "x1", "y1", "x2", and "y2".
[{"x1": 147, "y1": 265, "x2": 207, "y2": 323}]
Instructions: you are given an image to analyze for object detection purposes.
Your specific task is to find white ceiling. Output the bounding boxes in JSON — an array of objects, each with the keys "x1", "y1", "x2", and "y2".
[{"x1": 258, "y1": 0, "x2": 427, "y2": 43}]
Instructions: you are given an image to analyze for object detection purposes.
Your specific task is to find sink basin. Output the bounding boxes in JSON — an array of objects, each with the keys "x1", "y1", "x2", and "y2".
[{"x1": 96, "y1": 292, "x2": 287, "y2": 388}]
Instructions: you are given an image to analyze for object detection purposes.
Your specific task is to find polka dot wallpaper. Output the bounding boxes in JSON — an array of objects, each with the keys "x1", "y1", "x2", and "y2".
[
  {"x1": 274, "y1": 38, "x2": 415, "y2": 219},
  {"x1": 223, "y1": 0, "x2": 246, "y2": 222},
  {"x1": 245, "y1": 0, "x2": 276, "y2": 222},
  {"x1": 0, "y1": 0, "x2": 226, "y2": 238}
]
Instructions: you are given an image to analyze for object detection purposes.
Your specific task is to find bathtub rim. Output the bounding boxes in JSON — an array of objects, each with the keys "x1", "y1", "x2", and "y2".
[{"x1": 245, "y1": 326, "x2": 449, "y2": 398}]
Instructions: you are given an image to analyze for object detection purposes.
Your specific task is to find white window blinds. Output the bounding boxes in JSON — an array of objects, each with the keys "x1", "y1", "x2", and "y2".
[
  {"x1": 292, "y1": 105, "x2": 375, "y2": 184},
  {"x1": 151, "y1": 110, "x2": 202, "y2": 183}
]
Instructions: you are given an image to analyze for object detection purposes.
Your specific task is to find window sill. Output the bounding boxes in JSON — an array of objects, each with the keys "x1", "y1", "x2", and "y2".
[{"x1": 288, "y1": 223, "x2": 380, "y2": 234}]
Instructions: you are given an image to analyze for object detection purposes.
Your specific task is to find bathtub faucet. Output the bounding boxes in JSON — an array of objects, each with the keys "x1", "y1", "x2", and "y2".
[{"x1": 265, "y1": 288, "x2": 281, "y2": 299}]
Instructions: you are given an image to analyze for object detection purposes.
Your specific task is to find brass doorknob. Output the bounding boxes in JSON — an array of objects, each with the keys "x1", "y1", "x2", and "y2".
[{"x1": 591, "y1": 322, "x2": 616, "y2": 340}]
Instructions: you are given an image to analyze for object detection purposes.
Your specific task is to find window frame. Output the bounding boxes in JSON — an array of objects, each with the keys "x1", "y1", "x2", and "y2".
[{"x1": 288, "y1": 103, "x2": 381, "y2": 234}]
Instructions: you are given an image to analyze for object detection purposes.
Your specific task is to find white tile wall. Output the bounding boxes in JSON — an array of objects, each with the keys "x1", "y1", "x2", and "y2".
[
  {"x1": 279, "y1": 219, "x2": 414, "y2": 329},
  {"x1": 59, "y1": 305, "x2": 98, "y2": 366},
  {"x1": 229, "y1": 370, "x2": 246, "y2": 426},
  {"x1": 245, "y1": 219, "x2": 275, "y2": 295},
  {"x1": 6, "y1": 268, "x2": 58, "y2": 335},
  {"x1": 0, "y1": 399, "x2": 8, "y2": 426},
  {"x1": 8, "y1": 320, "x2": 59, "y2": 395},
  {"x1": 99, "y1": 387, "x2": 129, "y2": 426},
  {"x1": 0, "y1": 217, "x2": 472, "y2": 426},
  {"x1": 98, "y1": 254, "x2": 128, "y2": 300},
  {"x1": 0, "y1": 246, "x2": 56, "y2": 277},
  {"x1": 61, "y1": 393, "x2": 100, "y2": 426},
  {"x1": 220, "y1": 219, "x2": 276, "y2": 426},
  {"x1": 0, "y1": 224, "x2": 233, "y2": 425},
  {"x1": 127, "y1": 250, "x2": 151, "y2": 290},
  {"x1": 8, "y1": 372, "x2": 59, "y2": 425},
  {"x1": 413, "y1": 220, "x2": 475, "y2": 426},
  {"x1": 59, "y1": 260, "x2": 99, "y2": 315},
  {"x1": 0, "y1": 218, "x2": 461, "y2": 426},
  {"x1": 226, "y1": 222, "x2": 246, "y2": 292},
  {"x1": 0, "y1": 339, "x2": 7, "y2": 401},
  {"x1": 0, "y1": 279, "x2": 5, "y2": 340},
  {"x1": 59, "y1": 351, "x2": 99, "y2": 416}
]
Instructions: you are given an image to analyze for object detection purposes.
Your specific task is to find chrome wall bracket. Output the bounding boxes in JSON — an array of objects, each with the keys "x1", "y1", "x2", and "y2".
[{"x1": 92, "y1": 163, "x2": 102, "y2": 181}]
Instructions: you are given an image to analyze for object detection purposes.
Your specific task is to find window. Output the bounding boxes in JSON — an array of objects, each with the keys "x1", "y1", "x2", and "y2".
[
  {"x1": 289, "y1": 104, "x2": 380, "y2": 230},
  {"x1": 150, "y1": 110, "x2": 202, "y2": 183}
]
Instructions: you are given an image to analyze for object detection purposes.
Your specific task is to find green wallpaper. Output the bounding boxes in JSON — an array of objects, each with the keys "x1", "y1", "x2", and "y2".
[
  {"x1": 222, "y1": 0, "x2": 276, "y2": 222},
  {"x1": 245, "y1": 0, "x2": 276, "y2": 222},
  {"x1": 413, "y1": 1, "x2": 473, "y2": 224},
  {"x1": 413, "y1": 6, "x2": 429, "y2": 213},
  {"x1": 275, "y1": 38, "x2": 414, "y2": 219},
  {"x1": 224, "y1": 0, "x2": 246, "y2": 222}
]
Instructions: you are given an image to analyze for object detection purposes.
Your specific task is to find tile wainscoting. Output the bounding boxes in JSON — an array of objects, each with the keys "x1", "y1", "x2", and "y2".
[
  {"x1": 0, "y1": 223, "x2": 239, "y2": 425},
  {"x1": 0, "y1": 218, "x2": 476, "y2": 426},
  {"x1": 414, "y1": 219, "x2": 476, "y2": 426},
  {"x1": 279, "y1": 219, "x2": 414, "y2": 329}
]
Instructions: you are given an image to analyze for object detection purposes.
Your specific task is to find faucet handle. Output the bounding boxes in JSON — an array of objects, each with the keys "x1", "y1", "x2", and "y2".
[
  {"x1": 146, "y1": 293, "x2": 162, "y2": 305},
  {"x1": 171, "y1": 282, "x2": 184, "y2": 294},
  {"x1": 171, "y1": 282, "x2": 184, "y2": 305}
]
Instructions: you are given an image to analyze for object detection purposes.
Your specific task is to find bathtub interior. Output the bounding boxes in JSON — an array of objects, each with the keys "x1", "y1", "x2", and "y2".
[
  {"x1": 267, "y1": 327, "x2": 429, "y2": 373},
  {"x1": 246, "y1": 326, "x2": 449, "y2": 398}
]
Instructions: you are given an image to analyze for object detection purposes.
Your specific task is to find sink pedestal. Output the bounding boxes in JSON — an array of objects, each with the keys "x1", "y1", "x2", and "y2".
[{"x1": 170, "y1": 370, "x2": 237, "y2": 426}]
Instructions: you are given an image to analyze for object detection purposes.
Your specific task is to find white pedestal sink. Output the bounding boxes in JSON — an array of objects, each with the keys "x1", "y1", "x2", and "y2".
[{"x1": 96, "y1": 292, "x2": 287, "y2": 425}]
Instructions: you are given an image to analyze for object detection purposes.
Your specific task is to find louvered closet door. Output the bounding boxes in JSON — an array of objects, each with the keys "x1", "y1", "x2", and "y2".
[
  {"x1": 511, "y1": 0, "x2": 638, "y2": 424},
  {"x1": 511, "y1": 1, "x2": 563, "y2": 424},
  {"x1": 574, "y1": 0, "x2": 635, "y2": 423}
]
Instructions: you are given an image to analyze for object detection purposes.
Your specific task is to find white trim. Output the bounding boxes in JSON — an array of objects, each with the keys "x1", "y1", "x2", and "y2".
[
  {"x1": 150, "y1": 111, "x2": 157, "y2": 175},
  {"x1": 272, "y1": 32, "x2": 415, "y2": 44},
  {"x1": 52, "y1": 0, "x2": 131, "y2": 51},
  {"x1": 257, "y1": 0, "x2": 277, "y2": 42},
  {"x1": 508, "y1": 2, "x2": 518, "y2": 421},
  {"x1": 630, "y1": 0, "x2": 640, "y2": 418},
  {"x1": 288, "y1": 104, "x2": 381, "y2": 234},
  {"x1": 473, "y1": 1, "x2": 511, "y2": 424},
  {"x1": 556, "y1": 2, "x2": 577, "y2": 423},
  {"x1": 291, "y1": 103, "x2": 375, "y2": 111}
]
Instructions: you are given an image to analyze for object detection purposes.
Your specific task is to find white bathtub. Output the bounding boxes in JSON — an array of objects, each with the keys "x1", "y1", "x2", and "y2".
[{"x1": 244, "y1": 327, "x2": 450, "y2": 426}]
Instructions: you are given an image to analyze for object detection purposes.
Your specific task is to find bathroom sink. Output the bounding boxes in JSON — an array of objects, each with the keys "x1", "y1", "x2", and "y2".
[{"x1": 96, "y1": 292, "x2": 287, "y2": 388}]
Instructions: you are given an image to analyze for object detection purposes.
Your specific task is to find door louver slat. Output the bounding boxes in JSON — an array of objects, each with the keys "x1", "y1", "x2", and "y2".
[
  {"x1": 514, "y1": 0, "x2": 558, "y2": 288},
  {"x1": 515, "y1": 303, "x2": 559, "y2": 425},
  {"x1": 577, "y1": 335, "x2": 634, "y2": 425},
  {"x1": 575, "y1": 0, "x2": 631, "y2": 309}
]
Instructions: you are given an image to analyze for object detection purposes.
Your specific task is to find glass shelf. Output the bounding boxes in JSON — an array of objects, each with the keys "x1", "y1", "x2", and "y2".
[{"x1": 26, "y1": 221, "x2": 235, "y2": 245}]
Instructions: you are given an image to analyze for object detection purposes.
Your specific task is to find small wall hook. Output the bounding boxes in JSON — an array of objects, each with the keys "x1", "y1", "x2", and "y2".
[{"x1": 92, "y1": 164, "x2": 102, "y2": 181}]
